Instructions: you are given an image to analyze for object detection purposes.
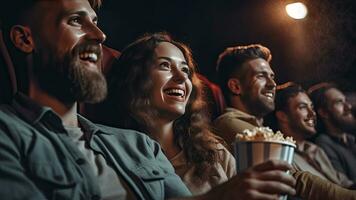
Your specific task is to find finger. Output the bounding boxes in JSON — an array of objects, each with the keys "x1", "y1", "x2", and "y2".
[
  {"x1": 239, "y1": 189, "x2": 283, "y2": 200},
  {"x1": 255, "y1": 170, "x2": 296, "y2": 187},
  {"x1": 251, "y1": 160, "x2": 293, "y2": 172},
  {"x1": 244, "y1": 179, "x2": 296, "y2": 196}
]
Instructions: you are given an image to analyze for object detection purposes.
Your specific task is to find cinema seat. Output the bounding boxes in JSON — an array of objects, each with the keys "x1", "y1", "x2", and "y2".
[{"x1": 0, "y1": 28, "x2": 16, "y2": 104}]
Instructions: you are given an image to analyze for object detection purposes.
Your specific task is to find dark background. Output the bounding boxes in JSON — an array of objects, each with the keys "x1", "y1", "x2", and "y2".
[{"x1": 98, "y1": 0, "x2": 356, "y2": 91}]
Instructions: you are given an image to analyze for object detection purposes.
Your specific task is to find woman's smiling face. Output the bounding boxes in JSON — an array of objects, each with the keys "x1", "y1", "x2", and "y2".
[{"x1": 148, "y1": 42, "x2": 193, "y2": 120}]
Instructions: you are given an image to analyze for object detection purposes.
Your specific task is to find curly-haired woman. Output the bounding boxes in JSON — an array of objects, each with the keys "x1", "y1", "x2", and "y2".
[{"x1": 98, "y1": 32, "x2": 235, "y2": 194}]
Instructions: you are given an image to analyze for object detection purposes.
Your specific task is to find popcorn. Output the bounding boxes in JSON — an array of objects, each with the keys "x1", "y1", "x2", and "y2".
[{"x1": 236, "y1": 127, "x2": 296, "y2": 145}]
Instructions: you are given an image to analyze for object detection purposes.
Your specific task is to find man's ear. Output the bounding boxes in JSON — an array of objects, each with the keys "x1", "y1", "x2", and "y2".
[
  {"x1": 317, "y1": 107, "x2": 329, "y2": 119},
  {"x1": 10, "y1": 25, "x2": 34, "y2": 53},
  {"x1": 227, "y1": 78, "x2": 241, "y2": 95},
  {"x1": 276, "y1": 110, "x2": 288, "y2": 123}
]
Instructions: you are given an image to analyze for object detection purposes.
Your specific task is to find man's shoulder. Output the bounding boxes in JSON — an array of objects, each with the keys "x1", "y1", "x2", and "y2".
[
  {"x1": 214, "y1": 108, "x2": 246, "y2": 123},
  {"x1": 0, "y1": 104, "x2": 24, "y2": 125},
  {"x1": 314, "y1": 134, "x2": 335, "y2": 146},
  {"x1": 315, "y1": 133, "x2": 353, "y2": 156},
  {"x1": 95, "y1": 124, "x2": 155, "y2": 146},
  {"x1": 214, "y1": 108, "x2": 257, "y2": 130}
]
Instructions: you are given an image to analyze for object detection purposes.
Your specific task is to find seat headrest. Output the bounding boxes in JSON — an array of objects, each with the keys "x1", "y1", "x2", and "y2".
[
  {"x1": 102, "y1": 45, "x2": 121, "y2": 74},
  {"x1": 0, "y1": 28, "x2": 17, "y2": 104}
]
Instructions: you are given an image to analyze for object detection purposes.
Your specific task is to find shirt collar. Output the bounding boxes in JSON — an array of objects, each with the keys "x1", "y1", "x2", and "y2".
[
  {"x1": 225, "y1": 107, "x2": 263, "y2": 127},
  {"x1": 12, "y1": 93, "x2": 58, "y2": 125},
  {"x1": 328, "y1": 132, "x2": 356, "y2": 145},
  {"x1": 12, "y1": 93, "x2": 112, "y2": 138},
  {"x1": 78, "y1": 114, "x2": 113, "y2": 136},
  {"x1": 296, "y1": 140, "x2": 318, "y2": 154}
]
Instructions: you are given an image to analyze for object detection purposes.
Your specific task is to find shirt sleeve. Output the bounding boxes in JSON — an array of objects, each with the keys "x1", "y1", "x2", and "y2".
[
  {"x1": 213, "y1": 116, "x2": 256, "y2": 150},
  {"x1": 318, "y1": 147, "x2": 354, "y2": 188},
  {"x1": 148, "y1": 137, "x2": 192, "y2": 198},
  {"x1": 217, "y1": 144, "x2": 236, "y2": 178},
  {"x1": 0, "y1": 127, "x2": 47, "y2": 200},
  {"x1": 292, "y1": 170, "x2": 356, "y2": 200},
  {"x1": 316, "y1": 137, "x2": 348, "y2": 176}
]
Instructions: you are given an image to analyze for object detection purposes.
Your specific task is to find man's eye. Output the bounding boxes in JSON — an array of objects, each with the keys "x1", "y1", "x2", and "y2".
[
  {"x1": 299, "y1": 105, "x2": 307, "y2": 109},
  {"x1": 256, "y1": 73, "x2": 264, "y2": 78},
  {"x1": 68, "y1": 17, "x2": 81, "y2": 26},
  {"x1": 336, "y1": 100, "x2": 344, "y2": 104}
]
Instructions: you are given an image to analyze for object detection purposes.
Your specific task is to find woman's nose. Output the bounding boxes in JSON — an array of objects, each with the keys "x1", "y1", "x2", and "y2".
[{"x1": 172, "y1": 68, "x2": 188, "y2": 82}]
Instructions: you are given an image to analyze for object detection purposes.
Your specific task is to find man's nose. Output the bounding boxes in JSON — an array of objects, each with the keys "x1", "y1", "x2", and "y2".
[
  {"x1": 266, "y1": 76, "x2": 276, "y2": 89},
  {"x1": 344, "y1": 101, "x2": 352, "y2": 112},
  {"x1": 86, "y1": 23, "x2": 106, "y2": 43},
  {"x1": 307, "y1": 107, "x2": 316, "y2": 117}
]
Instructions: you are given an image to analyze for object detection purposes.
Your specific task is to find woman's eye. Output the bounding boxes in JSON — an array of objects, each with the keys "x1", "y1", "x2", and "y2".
[
  {"x1": 181, "y1": 66, "x2": 191, "y2": 75},
  {"x1": 159, "y1": 62, "x2": 170, "y2": 69}
]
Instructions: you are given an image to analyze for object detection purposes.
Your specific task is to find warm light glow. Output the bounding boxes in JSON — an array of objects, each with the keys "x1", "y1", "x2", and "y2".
[{"x1": 286, "y1": 2, "x2": 308, "y2": 19}]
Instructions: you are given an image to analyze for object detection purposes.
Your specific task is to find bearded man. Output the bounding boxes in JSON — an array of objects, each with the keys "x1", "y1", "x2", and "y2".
[{"x1": 309, "y1": 83, "x2": 356, "y2": 182}]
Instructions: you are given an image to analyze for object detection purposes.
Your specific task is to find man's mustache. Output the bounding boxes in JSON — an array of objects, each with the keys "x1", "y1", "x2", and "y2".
[{"x1": 72, "y1": 42, "x2": 102, "y2": 60}]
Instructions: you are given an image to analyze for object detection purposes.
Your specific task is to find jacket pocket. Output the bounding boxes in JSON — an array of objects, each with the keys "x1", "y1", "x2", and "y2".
[
  {"x1": 131, "y1": 162, "x2": 168, "y2": 200},
  {"x1": 29, "y1": 162, "x2": 79, "y2": 199}
]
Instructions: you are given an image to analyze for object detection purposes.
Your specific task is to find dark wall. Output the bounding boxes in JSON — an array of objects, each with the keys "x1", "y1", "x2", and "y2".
[{"x1": 98, "y1": 0, "x2": 356, "y2": 91}]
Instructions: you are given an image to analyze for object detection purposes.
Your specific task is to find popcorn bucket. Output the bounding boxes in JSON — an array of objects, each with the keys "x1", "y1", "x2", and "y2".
[{"x1": 234, "y1": 140, "x2": 296, "y2": 200}]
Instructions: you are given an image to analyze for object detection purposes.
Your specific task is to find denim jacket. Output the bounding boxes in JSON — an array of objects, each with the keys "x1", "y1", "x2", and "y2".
[{"x1": 0, "y1": 93, "x2": 191, "y2": 200}]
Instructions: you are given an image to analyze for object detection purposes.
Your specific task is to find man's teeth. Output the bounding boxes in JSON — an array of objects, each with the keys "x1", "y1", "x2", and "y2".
[
  {"x1": 166, "y1": 89, "x2": 185, "y2": 97},
  {"x1": 265, "y1": 92, "x2": 274, "y2": 98},
  {"x1": 79, "y1": 52, "x2": 98, "y2": 62}
]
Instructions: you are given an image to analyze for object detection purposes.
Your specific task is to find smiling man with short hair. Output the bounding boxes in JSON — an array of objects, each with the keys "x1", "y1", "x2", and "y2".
[
  {"x1": 214, "y1": 44, "x2": 276, "y2": 147},
  {"x1": 274, "y1": 83, "x2": 354, "y2": 188}
]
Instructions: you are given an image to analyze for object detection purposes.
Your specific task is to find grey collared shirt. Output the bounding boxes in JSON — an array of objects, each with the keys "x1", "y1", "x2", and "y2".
[{"x1": 0, "y1": 93, "x2": 191, "y2": 200}]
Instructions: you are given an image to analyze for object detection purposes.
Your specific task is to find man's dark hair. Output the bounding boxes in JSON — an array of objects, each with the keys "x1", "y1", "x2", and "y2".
[
  {"x1": 275, "y1": 82, "x2": 306, "y2": 113},
  {"x1": 264, "y1": 82, "x2": 305, "y2": 132},
  {"x1": 216, "y1": 44, "x2": 272, "y2": 105},
  {"x1": 308, "y1": 82, "x2": 337, "y2": 112},
  {"x1": 307, "y1": 82, "x2": 337, "y2": 133}
]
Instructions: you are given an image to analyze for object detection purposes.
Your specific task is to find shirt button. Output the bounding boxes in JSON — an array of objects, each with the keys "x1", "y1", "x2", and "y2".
[
  {"x1": 91, "y1": 195, "x2": 100, "y2": 200},
  {"x1": 76, "y1": 158, "x2": 86, "y2": 165},
  {"x1": 152, "y1": 170, "x2": 160, "y2": 175}
]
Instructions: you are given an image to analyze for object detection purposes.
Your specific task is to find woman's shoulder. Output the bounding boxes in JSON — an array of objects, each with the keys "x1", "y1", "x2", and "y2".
[
  {"x1": 215, "y1": 143, "x2": 236, "y2": 177},
  {"x1": 216, "y1": 143, "x2": 234, "y2": 160}
]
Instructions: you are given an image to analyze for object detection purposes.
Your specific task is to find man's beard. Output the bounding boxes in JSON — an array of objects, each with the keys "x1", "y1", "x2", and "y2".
[
  {"x1": 241, "y1": 93, "x2": 274, "y2": 117},
  {"x1": 329, "y1": 111, "x2": 356, "y2": 134},
  {"x1": 290, "y1": 118, "x2": 316, "y2": 139},
  {"x1": 33, "y1": 44, "x2": 107, "y2": 105}
]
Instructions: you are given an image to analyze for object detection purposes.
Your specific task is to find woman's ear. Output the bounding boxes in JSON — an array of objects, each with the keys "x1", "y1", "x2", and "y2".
[
  {"x1": 227, "y1": 78, "x2": 241, "y2": 95},
  {"x1": 10, "y1": 25, "x2": 34, "y2": 53}
]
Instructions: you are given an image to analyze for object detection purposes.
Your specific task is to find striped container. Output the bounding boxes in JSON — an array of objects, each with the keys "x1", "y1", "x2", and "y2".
[{"x1": 234, "y1": 140, "x2": 296, "y2": 200}]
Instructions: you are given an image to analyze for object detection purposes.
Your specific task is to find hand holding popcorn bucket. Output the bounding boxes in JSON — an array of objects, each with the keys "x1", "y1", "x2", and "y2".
[{"x1": 234, "y1": 127, "x2": 296, "y2": 200}]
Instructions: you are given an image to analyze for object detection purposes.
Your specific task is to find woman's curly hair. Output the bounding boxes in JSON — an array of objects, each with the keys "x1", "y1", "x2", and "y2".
[{"x1": 102, "y1": 32, "x2": 222, "y2": 179}]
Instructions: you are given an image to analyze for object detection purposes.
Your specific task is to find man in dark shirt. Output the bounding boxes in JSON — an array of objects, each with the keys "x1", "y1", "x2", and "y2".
[
  {"x1": 309, "y1": 83, "x2": 356, "y2": 182},
  {"x1": 0, "y1": 0, "x2": 296, "y2": 199}
]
